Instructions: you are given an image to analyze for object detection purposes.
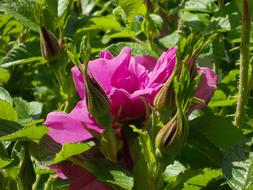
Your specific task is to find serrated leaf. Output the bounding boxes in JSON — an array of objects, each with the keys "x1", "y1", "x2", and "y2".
[
  {"x1": 131, "y1": 125, "x2": 157, "y2": 175},
  {"x1": 115, "y1": 0, "x2": 143, "y2": 24},
  {"x1": 0, "y1": 99, "x2": 18, "y2": 121},
  {"x1": 0, "y1": 122, "x2": 47, "y2": 142},
  {"x1": 223, "y1": 137, "x2": 253, "y2": 190},
  {"x1": 0, "y1": 0, "x2": 41, "y2": 31},
  {"x1": 49, "y1": 143, "x2": 94, "y2": 165},
  {"x1": 0, "y1": 42, "x2": 41, "y2": 65}
]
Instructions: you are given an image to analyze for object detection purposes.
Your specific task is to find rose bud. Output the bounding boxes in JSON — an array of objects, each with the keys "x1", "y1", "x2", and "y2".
[
  {"x1": 85, "y1": 74, "x2": 113, "y2": 127},
  {"x1": 153, "y1": 70, "x2": 176, "y2": 122},
  {"x1": 39, "y1": 26, "x2": 64, "y2": 61},
  {"x1": 155, "y1": 111, "x2": 189, "y2": 164}
]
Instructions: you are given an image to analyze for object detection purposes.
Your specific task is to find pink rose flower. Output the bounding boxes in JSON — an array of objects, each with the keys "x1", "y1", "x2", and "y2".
[
  {"x1": 44, "y1": 47, "x2": 217, "y2": 190},
  {"x1": 45, "y1": 47, "x2": 217, "y2": 144}
]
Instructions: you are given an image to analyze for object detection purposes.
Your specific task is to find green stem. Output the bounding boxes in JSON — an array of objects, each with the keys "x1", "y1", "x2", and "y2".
[
  {"x1": 155, "y1": 163, "x2": 166, "y2": 190},
  {"x1": 44, "y1": 176, "x2": 55, "y2": 190},
  {"x1": 234, "y1": 0, "x2": 251, "y2": 128}
]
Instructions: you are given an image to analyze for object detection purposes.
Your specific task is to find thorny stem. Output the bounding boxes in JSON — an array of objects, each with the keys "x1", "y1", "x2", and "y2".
[{"x1": 234, "y1": 0, "x2": 251, "y2": 128}]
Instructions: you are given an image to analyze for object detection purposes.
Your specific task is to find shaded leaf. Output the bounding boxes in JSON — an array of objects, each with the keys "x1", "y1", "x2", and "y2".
[
  {"x1": 48, "y1": 142, "x2": 94, "y2": 165},
  {"x1": 0, "y1": 99, "x2": 18, "y2": 121},
  {"x1": 223, "y1": 137, "x2": 253, "y2": 190},
  {"x1": 0, "y1": 122, "x2": 47, "y2": 142}
]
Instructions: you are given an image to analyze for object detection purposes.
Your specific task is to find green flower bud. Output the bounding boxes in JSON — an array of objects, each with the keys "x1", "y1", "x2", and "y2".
[
  {"x1": 80, "y1": 35, "x2": 91, "y2": 64},
  {"x1": 85, "y1": 74, "x2": 113, "y2": 127},
  {"x1": 39, "y1": 26, "x2": 64, "y2": 61},
  {"x1": 153, "y1": 70, "x2": 176, "y2": 122},
  {"x1": 155, "y1": 111, "x2": 189, "y2": 164}
]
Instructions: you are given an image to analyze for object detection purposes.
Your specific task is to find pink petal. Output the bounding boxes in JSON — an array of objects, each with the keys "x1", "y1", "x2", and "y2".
[
  {"x1": 146, "y1": 48, "x2": 176, "y2": 88},
  {"x1": 44, "y1": 101, "x2": 103, "y2": 145},
  {"x1": 194, "y1": 67, "x2": 218, "y2": 109},
  {"x1": 53, "y1": 162, "x2": 111, "y2": 190},
  {"x1": 133, "y1": 55, "x2": 157, "y2": 72},
  {"x1": 89, "y1": 47, "x2": 132, "y2": 93},
  {"x1": 109, "y1": 88, "x2": 154, "y2": 119},
  {"x1": 71, "y1": 66, "x2": 85, "y2": 99},
  {"x1": 100, "y1": 50, "x2": 114, "y2": 59}
]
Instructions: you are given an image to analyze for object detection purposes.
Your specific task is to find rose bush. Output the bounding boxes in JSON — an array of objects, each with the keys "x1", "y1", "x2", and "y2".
[{"x1": 44, "y1": 47, "x2": 217, "y2": 189}]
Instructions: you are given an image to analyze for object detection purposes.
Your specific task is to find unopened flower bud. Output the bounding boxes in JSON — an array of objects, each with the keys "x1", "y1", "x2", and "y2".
[
  {"x1": 85, "y1": 74, "x2": 112, "y2": 127},
  {"x1": 80, "y1": 35, "x2": 91, "y2": 64},
  {"x1": 40, "y1": 26, "x2": 64, "y2": 61},
  {"x1": 155, "y1": 111, "x2": 189, "y2": 164},
  {"x1": 154, "y1": 71, "x2": 176, "y2": 121}
]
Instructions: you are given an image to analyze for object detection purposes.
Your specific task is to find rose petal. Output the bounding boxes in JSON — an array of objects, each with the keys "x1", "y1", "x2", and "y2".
[
  {"x1": 89, "y1": 47, "x2": 132, "y2": 93},
  {"x1": 44, "y1": 101, "x2": 103, "y2": 145},
  {"x1": 55, "y1": 162, "x2": 111, "y2": 190},
  {"x1": 71, "y1": 66, "x2": 85, "y2": 99},
  {"x1": 109, "y1": 87, "x2": 154, "y2": 119},
  {"x1": 100, "y1": 50, "x2": 114, "y2": 59},
  {"x1": 146, "y1": 48, "x2": 176, "y2": 88},
  {"x1": 194, "y1": 67, "x2": 218, "y2": 109}
]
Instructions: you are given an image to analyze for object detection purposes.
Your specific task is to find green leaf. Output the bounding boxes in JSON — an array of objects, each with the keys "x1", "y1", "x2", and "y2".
[
  {"x1": 0, "y1": 68, "x2": 10, "y2": 83},
  {"x1": 223, "y1": 138, "x2": 253, "y2": 190},
  {"x1": 115, "y1": 0, "x2": 144, "y2": 24},
  {"x1": 0, "y1": 57, "x2": 46, "y2": 68},
  {"x1": 0, "y1": 87, "x2": 12, "y2": 106},
  {"x1": 0, "y1": 0, "x2": 41, "y2": 31},
  {"x1": 43, "y1": 0, "x2": 58, "y2": 17},
  {"x1": 208, "y1": 98, "x2": 237, "y2": 107},
  {"x1": 0, "y1": 142, "x2": 13, "y2": 168},
  {"x1": 0, "y1": 99, "x2": 18, "y2": 121},
  {"x1": 86, "y1": 158, "x2": 134, "y2": 190},
  {"x1": 13, "y1": 98, "x2": 42, "y2": 119},
  {"x1": 189, "y1": 115, "x2": 245, "y2": 151},
  {"x1": 184, "y1": 0, "x2": 217, "y2": 13},
  {"x1": 131, "y1": 125, "x2": 157, "y2": 175},
  {"x1": 0, "y1": 42, "x2": 41, "y2": 65},
  {"x1": 0, "y1": 122, "x2": 47, "y2": 142},
  {"x1": 163, "y1": 161, "x2": 186, "y2": 183},
  {"x1": 159, "y1": 31, "x2": 180, "y2": 48},
  {"x1": 18, "y1": 143, "x2": 36, "y2": 189},
  {"x1": 165, "y1": 167, "x2": 222, "y2": 190},
  {"x1": 58, "y1": 0, "x2": 71, "y2": 18},
  {"x1": 49, "y1": 142, "x2": 94, "y2": 165},
  {"x1": 181, "y1": 168, "x2": 222, "y2": 190},
  {"x1": 106, "y1": 42, "x2": 158, "y2": 57},
  {"x1": 28, "y1": 135, "x2": 61, "y2": 163},
  {"x1": 0, "y1": 119, "x2": 22, "y2": 137}
]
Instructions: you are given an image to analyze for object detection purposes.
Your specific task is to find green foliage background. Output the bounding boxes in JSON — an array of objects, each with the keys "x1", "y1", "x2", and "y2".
[{"x1": 0, "y1": 0, "x2": 252, "y2": 189}]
